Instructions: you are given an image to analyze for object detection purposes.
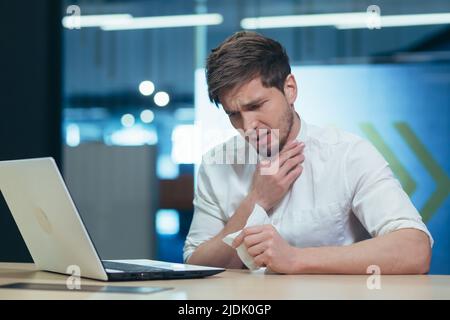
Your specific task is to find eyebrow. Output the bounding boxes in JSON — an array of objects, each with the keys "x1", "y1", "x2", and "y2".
[
  {"x1": 224, "y1": 97, "x2": 267, "y2": 114},
  {"x1": 241, "y1": 97, "x2": 266, "y2": 109}
]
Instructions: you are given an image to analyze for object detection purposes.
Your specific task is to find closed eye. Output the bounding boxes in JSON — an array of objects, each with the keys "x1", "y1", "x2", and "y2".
[
  {"x1": 226, "y1": 111, "x2": 239, "y2": 117},
  {"x1": 247, "y1": 100, "x2": 267, "y2": 110}
]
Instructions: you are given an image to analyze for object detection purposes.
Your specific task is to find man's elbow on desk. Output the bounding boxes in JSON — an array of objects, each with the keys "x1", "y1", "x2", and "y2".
[{"x1": 401, "y1": 229, "x2": 432, "y2": 275}]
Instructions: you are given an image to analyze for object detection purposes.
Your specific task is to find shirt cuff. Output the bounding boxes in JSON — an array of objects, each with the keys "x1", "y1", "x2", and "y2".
[{"x1": 378, "y1": 220, "x2": 434, "y2": 248}]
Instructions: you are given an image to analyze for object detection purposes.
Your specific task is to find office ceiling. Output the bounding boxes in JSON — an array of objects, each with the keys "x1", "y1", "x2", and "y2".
[{"x1": 63, "y1": 0, "x2": 450, "y2": 111}]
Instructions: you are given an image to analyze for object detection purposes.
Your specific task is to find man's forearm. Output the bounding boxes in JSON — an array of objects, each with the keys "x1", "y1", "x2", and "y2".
[
  {"x1": 187, "y1": 193, "x2": 258, "y2": 268},
  {"x1": 292, "y1": 229, "x2": 431, "y2": 274}
]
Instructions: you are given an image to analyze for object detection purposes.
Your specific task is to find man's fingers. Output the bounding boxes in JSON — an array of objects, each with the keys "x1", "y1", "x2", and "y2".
[
  {"x1": 231, "y1": 232, "x2": 245, "y2": 249},
  {"x1": 243, "y1": 232, "x2": 267, "y2": 249},
  {"x1": 243, "y1": 225, "x2": 265, "y2": 235},
  {"x1": 278, "y1": 143, "x2": 304, "y2": 167},
  {"x1": 282, "y1": 164, "x2": 303, "y2": 186},
  {"x1": 281, "y1": 139, "x2": 300, "y2": 152},
  {"x1": 256, "y1": 139, "x2": 304, "y2": 169},
  {"x1": 254, "y1": 253, "x2": 267, "y2": 268},
  {"x1": 247, "y1": 240, "x2": 269, "y2": 257},
  {"x1": 278, "y1": 154, "x2": 304, "y2": 177},
  {"x1": 231, "y1": 225, "x2": 264, "y2": 248},
  {"x1": 281, "y1": 142, "x2": 303, "y2": 156}
]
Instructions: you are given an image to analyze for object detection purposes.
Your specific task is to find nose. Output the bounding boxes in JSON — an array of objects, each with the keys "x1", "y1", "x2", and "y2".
[{"x1": 242, "y1": 114, "x2": 259, "y2": 133}]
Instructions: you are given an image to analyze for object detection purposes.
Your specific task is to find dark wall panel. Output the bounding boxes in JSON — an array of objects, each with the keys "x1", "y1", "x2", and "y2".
[{"x1": 0, "y1": 1, "x2": 62, "y2": 262}]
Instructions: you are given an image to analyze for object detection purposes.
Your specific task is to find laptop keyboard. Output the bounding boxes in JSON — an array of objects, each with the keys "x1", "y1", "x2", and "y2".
[{"x1": 102, "y1": 261, "x2": 171, "y2": 273}]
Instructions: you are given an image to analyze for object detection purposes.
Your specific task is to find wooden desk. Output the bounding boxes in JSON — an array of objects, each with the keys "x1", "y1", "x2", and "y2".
[{"x1": 0, "y1": 263, "x2": 449, "y2": 300}]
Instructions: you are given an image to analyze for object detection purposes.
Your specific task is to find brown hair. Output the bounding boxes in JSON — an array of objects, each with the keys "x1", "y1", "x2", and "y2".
[{"x1": 206, "y1": 31, "x2": 291, "y2": 107}]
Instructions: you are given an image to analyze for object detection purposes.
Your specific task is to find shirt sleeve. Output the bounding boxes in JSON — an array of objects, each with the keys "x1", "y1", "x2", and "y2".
[
  {"x1": 345, "y1": 138, "x2": 433, "y2": 247},
  {"x1": 183, "y1": 163, "x2": 227, "y2": 263}
]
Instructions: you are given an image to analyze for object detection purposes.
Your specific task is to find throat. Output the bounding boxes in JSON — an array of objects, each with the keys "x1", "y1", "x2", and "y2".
[{"x1": 286, "y1": 111, "x2": 301, "y2": 143}]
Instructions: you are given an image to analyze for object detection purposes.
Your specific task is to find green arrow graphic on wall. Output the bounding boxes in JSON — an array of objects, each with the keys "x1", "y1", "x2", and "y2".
[{"x1": 360, "y1": 122, "x2": 450, "y2": 222}]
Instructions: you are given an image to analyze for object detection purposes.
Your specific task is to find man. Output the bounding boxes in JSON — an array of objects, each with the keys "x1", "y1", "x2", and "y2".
[{"x1": 183, "y1": 31, "x2": 433, "y2": 274}]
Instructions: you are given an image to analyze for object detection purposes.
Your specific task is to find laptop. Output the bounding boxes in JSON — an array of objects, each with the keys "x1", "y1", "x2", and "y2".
[{"x1": 0, "y1": 157, "x2": 224, "y2": 281}]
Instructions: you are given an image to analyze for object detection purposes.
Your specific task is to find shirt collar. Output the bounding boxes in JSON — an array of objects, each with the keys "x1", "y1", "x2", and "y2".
[{"x1": 296, "y1": 115, "x2": 307, "y2": 143}]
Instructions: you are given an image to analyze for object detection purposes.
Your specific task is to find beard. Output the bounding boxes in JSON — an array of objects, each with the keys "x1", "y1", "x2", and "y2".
[
  {"x1": 256, "y1": 103, "x2": 294, "y2": 158},
  {"x1": 277, "y1": 104, "x2": 295, "y2": 152}
]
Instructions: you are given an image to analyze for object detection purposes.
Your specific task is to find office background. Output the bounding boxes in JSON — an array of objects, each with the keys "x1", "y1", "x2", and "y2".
[{"x1": 0, "y1": 0, "x2": 449, "y2": 274}]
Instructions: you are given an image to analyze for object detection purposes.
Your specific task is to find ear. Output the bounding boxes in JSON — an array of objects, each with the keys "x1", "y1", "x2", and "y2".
[{"x1": 283, "y1": 74, "x2": 298, "y2": 106}]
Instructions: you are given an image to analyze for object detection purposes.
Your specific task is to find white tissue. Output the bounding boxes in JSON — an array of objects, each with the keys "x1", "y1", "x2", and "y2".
[{"x1": 222, "y1": 204, "x2": 271, "y2": 270}]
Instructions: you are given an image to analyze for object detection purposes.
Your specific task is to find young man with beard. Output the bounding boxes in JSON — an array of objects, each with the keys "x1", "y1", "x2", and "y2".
[{"x1": 183, "y1": 31, "x2": 432, "y2": 274}]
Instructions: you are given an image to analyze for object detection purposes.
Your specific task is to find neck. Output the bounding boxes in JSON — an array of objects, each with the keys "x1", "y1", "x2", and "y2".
[{"x1": 285, "y1": 111, "x2": 301, "y2": 143}]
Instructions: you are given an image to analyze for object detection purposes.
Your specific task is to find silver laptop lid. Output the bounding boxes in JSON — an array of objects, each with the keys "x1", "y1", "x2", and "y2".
[{"x1": 0, "y1": 158, "x2": 108, "y2": 281}]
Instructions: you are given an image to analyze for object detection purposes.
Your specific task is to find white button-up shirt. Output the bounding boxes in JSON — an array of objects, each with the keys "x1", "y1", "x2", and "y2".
[{"x1": 183, "y1": 118, "x2": 433, "y2": 262}]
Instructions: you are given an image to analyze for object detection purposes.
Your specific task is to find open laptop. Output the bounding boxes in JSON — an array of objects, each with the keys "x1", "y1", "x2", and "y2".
[{"x1": 0, "y1": 158, "x2": 224, "y2": 281}]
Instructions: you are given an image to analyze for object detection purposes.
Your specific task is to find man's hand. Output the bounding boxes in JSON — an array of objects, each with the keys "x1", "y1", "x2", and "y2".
[
  {"x1": 232, "y1": 224, "x2": 299, "y2": 274},
  {"x1": 250, "y1": 140, "x2": 305, "y2": 212}
]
